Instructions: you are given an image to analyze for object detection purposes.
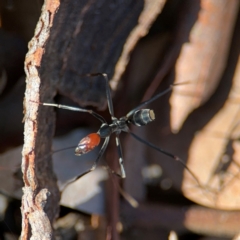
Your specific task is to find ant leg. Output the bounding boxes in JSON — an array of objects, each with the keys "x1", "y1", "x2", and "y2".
[
  {"x1": 85, "y1": 73, "x2": 115, "y2": 118},
  {"x1": 103, "y1": 162, "x2": 138, "y2": 207},
  {"x1": 62, "y1": 136, "x2": 110, "y2": 190},
  {"x1": 42, "y1": 102, "x2": 106, "y2": 123},
  {"x1": 101, "y1": 135, "x2": 126, "y2": 178},
  {"x1": 115, "y1": 134, "x2": 126, "y2": 178},
  {"x1": 128, "y1": 131, "x2": 202, "y2": 188},
  {"x1": 97, "y1": 157, "x2": 138, "y2": 207}
]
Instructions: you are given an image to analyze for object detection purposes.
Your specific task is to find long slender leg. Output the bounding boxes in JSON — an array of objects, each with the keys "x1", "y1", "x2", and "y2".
[
  {"x1": 129, "y1": 131, "x2": 202, "y2": 188},
  {"x1": 102, "y1": 73, "x2": 114, "y2": 117},
  {"x1": 85, "y1": 73, "x2": 115, "y2": 117},
  {"x1": 115, "y1": 134, "x2": 126, "y2": 178},
  {"x1": 103, "y1": 163, "x2": 138, "y2": 207},
  {"x1": 61, "y1": 136, "x2": 110, "y2": 190},
  {"x1": 42, "y1": 103, "x2": 106, "y2": 123},
  {"x1": 101, "y1": 134, "x2": 126, "y2": 178}
]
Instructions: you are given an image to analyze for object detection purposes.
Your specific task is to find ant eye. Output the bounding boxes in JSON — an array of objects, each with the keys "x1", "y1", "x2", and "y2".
[{"x1": 75, "y1": 133, "x2": 100, "y2": 156}]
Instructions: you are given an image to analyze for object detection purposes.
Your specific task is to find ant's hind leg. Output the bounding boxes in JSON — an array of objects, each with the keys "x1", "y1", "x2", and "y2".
[
  {"x1": 115, "y1": 134, "x2": 126, "y2": 178},
  {"x1": 61, "y1": 137, "x2": 110, "y2": 191}
]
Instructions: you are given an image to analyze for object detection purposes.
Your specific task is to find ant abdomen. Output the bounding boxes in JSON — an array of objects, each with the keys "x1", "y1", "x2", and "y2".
[{"x1": 75, "y1": 133, "x2": 100, "y2": 156}]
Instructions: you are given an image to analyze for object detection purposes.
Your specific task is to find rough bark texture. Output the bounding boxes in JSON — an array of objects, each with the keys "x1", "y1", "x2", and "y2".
[{"x1": 22, "y1": 1, "x2": 61, "y2": 239}]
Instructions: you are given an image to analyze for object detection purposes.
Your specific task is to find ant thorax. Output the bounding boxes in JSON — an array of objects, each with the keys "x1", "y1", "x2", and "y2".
[{"x1": 111, "y1": 117, "x2": 130, "y2": 133}]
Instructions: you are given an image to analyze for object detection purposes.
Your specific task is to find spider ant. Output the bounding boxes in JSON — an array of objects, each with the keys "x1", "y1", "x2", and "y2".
[{"x1": 40, "y1": 73, "x2": 200, "y2": 187}]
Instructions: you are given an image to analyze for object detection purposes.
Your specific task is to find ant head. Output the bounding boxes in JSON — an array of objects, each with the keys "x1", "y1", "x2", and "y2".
[
  {"x1": 75, "y1": 133, "x2": 100, "y2": 156},
  {"x1": 128, "y1": 109, "x2": 155, "y2": 127}
]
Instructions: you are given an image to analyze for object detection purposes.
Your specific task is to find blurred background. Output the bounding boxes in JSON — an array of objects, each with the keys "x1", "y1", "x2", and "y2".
[{"x1": 0, "y1": 0, "x2": 240, "y2": 239}]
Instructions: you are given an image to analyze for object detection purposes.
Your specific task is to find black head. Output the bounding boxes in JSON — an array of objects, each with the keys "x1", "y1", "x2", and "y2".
[{"x1": 128, "y1": 109, "x2": 155, "y2": 126}]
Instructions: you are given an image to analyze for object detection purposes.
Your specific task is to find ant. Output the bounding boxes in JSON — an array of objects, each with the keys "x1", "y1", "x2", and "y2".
[{"x1": 41, "y1": 73, "x2": 200, "y2": 186}]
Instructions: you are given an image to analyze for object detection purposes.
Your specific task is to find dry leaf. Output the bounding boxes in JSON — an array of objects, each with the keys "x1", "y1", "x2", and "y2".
[
  {"x1": 170, "y1": 0, "x2": 239, "y2": 132},
  {"x1": 182, "y1": 57, "x2": 240, "y2": 210}
]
